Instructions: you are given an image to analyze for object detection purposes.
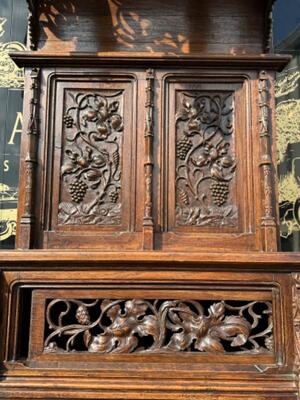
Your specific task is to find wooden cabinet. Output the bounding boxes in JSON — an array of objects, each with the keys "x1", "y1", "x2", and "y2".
[
  {"x1": 0, "y1": 1, "x2": 299, "y2": 399},
  {"x1": 15, "y1": 62, "x2": 283, "y2": 252}
]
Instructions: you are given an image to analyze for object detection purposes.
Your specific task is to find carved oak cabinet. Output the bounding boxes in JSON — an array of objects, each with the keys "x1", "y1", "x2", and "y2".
[{"x1": 1, "y1": 1, "x2": 300, "y2": 399}]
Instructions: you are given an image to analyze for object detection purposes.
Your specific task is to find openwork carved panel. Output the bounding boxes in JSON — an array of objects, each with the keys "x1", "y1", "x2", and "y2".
[
  {"x1": 175, "y1": 91, "x2": 238, "y2": 227},
  {"x1": 58, "y1": 90, "x2": 124, "y2": 226},
  {"x1": 44, "y1": 298, "x2": 273, "y2": 355}
]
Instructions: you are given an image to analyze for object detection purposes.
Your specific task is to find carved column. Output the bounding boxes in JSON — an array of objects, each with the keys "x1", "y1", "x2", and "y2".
[
  {"x1": 143, "y1": 69, "x2": 155, "y2": 250},
  {"x1": 258, "y1": 70, "x2": 278, "y2": 251},
  {"x1": 19, "y1": 68, "x2": 40, "y2": 248}
]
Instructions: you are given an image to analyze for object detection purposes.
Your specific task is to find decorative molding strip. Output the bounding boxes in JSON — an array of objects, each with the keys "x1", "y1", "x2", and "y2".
[
  {"x1": 293, "y1": 273, "x2": 300, "y2": 395},
  {"x1": 26, "y1": 0, "x2": 39, "y2": 51},
  {"x1": 143, "y1": 68, "x2": 155, "y2": 249},
  {"x1": 258, "y1": 70, "x2": 276, "y2": 230},
  {"x1": 44, "y1": 298, "x2": 273, "y2": 355},
  {"x1": 264, "y1": 0, "x2": 276, "y2": 53},
  {"x1": 20, "y1": 68, "x2": 40, "y2": 229}
]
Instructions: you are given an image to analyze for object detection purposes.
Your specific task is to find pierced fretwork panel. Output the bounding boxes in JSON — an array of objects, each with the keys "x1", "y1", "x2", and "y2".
[
  {"x1": 175, "y1": 91, "x2": 238, "y2": 227},
  {"x1": 58, "y1": 89, "x2": 124, "y2": 226},
  {"x1": 43, "y1": 298, "x2": 273, "y2": 355}
]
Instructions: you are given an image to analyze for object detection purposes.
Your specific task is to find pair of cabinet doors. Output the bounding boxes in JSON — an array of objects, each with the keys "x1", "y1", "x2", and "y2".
[{"x1": 17, "y1": 66, "x2": 277, "y2": 252}]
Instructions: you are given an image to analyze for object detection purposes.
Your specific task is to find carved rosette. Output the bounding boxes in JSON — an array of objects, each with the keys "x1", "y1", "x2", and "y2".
[
  {"x1": 44, "y1": 298, "x2": 273, "y2": 355},
  {"x1": 175, "y1": 91, "x2": 238, "y2": 227},
  {"x1": 258, "y1": 71, "x2": 276, "y2": 228},
  {"x1": 58, "y1": 90, "x2": 124, "y2": 225}
]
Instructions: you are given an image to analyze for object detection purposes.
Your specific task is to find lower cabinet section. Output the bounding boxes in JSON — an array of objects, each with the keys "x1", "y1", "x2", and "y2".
[{"x1": 0, "y1": 268, "x2": 298, "y2": 399}]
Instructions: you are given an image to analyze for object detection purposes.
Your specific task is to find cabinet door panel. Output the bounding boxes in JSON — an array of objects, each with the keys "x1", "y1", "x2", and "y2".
[
  {"x1": 158, "y1": 73, "x2": 262, "y2": 252},
  {"x1": 41, "y1": 73, "x2": 142, "y2": 249}
]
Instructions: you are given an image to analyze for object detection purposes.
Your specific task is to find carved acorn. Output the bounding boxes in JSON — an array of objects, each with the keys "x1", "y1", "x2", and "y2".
[
  {"x1": 110, "y1": 114, "x2": 122, "y2": 130},
  {"x1": 96, "y1": 123, "x2": 109, "y2": 136},
  {"x1": 92, "y1": 155, "x2": 106, "y2": 168},
  {"x1": 77, "y1": 157, "x2": 89, "y2": 168},
  {"x1": 210, "y1": 164, "x2": 224, "y2": 181},
  {"x1": 85, "y1": 110, "x2": 98, "y2": 122},
  {"x1": 191, "y1": 154, "x2": 208, "y2": 167},
  {"x1": 61, "y1": 162, "x2": 75, "y2": 176},
  {"x1": 99, "y1": 106, "x2": 109, "y2": 120},
  {"x1": 188, "y1": 120, "x2": 200, "y2": 131},
  {"x1": 85, "y1": 170, "x2": 102, "y2": 181},
  {"x1": 220, "y1": 156, "x2": 234, "y2": 168},
  {"x1": 208, "y1": 147, "x2": 218, "y2": 161},
  {"x1": 190, "y1": 107, "x2": 198, "y2": 118}
]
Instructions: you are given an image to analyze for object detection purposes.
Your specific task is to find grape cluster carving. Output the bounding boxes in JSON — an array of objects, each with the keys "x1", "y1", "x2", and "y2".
[
  {"x1": 175, "y1": 92, "x2": 237, "y2": 227},
  {"x1": 44, "y1": 298, "x2": 273, "y2": 355},
  {"x1": 58, "y1": 91, "x2": 124, "y2": 225}
]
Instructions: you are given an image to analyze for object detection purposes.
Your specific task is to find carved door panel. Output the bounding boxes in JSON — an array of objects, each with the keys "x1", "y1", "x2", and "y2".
[
  {"x1": 38, "y1": 72, "x2": 143, "y2": 250},
  {"x1": 156, "y1": 73, "x2": 266, "y2": 252}
]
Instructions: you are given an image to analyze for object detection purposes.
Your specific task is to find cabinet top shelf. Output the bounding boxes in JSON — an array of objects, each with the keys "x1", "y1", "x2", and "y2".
[{"x1": 26, "y1": 0, "x2": 278, "y2": 56}]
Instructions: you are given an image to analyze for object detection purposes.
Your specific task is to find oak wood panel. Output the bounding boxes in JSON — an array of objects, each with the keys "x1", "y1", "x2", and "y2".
[
  {"x1": 3, "y1": 1, "x2": 298, "y2": 399},
  {"x1": 0, "y1": 269, "x2": 297, "y2": 399}
]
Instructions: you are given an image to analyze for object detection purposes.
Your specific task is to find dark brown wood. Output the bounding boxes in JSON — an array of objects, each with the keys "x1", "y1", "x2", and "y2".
[
  {"x1": 2, "y1": 1, "x2": 299, "y2": 399},
  {"x1": 33, "y1": 0, "x2": 272, "y2": 56}
]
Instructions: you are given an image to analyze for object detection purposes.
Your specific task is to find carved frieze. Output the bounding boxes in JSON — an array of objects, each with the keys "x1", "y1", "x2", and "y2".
[
  {"x1": 175, "y1": 91, "x2": 238, "y2": 227},
  {"x1": 58, "y1": 90, "x2": 124, "y2": 225},
  {"x1": 44, "y1": 298, "x2": 273, "y2": 354}
]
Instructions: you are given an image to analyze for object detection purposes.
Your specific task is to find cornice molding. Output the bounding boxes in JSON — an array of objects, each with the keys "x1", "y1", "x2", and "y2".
[{"x1": 10, "y1": 52, "x2": 291, "y2": 71}]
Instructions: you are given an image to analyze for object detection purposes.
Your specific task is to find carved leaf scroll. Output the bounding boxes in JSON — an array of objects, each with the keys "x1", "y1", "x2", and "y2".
[
  {"x1": 44, "y1": 298, "x2": 273, "y2": 355},
  {"x1": 58, "y1": 90, "x2": 124, "y2": 225},
  {"x1": 175, "y1": 91, "x2": 238, "y2": 227}
]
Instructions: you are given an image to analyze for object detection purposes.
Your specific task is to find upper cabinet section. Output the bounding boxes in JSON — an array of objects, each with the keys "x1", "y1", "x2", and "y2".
[{"x1": 27, "y1": 0, "x2": 275, "y2": 55}]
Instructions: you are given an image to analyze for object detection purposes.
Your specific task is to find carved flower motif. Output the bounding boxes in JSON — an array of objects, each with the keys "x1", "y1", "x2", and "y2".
[
  {"x1": 165, "y1": 301, "x2": 251, "y2": 353},
  {"x1": 81, "y1": 98, "x2": 123, "y2": 141},
  {"x1": 191, "y1": 142, "x2": 235, "y2": 180},
  {"x1": 88, "y1": 299, "x2": 159, "y2": 354}
]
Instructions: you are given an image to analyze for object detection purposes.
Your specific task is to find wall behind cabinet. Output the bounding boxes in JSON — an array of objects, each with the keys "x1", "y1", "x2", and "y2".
[{"x1": 0, "y1": 0, "x2": 27, "y2": 249}]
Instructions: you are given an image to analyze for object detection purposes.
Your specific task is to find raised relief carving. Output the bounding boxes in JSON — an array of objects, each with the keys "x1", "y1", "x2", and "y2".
[
  {"x1": 58, "y1": 90, "x2": 124, "y2": 225},
  {"x1": 20, "y1": 68, "x2": 40, "y2": 225},
  {"x1": 258, "y1": 71, "x2": 276, "y2": 228},
  {"x1": 175, "y1": 92, "x2": 237, "y2": 227},
  {"x1": 143, "y1": 69, "x2": 155, "y2": 249},
  {"x1": 44, "y1": 298, "x2": 273, "y2": 355}
]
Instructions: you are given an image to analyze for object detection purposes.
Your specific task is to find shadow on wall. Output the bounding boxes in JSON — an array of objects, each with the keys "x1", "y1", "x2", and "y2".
[{"x1": 38, "y1": 0, "x2": 191, "y2": 54}]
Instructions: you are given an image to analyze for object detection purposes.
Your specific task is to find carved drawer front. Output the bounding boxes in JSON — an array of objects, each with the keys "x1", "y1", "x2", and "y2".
[
  {"x1": 40, "y1": 74, "x2": 141, "y2": 249},
  {"x1": 158, "y1": 73, "x2": 273, "y2": 252}
]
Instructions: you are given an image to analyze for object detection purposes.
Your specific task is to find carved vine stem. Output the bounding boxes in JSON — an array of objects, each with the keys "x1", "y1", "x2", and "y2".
[
  {"x1": 258, "y1": 71, "x2": 277, "y2": 250},
  {"x1": 143, "y1": 69, "x2": 155, "y2": 249},
  {"x1": 26, "y1": 0, "x2": 39, "y2": 50},
  {"x1": 20, "y1": 68, "x2": 40, "y2": 248},
  {"x1": 43, "y1": 298, "x2": 274, "y2": 355}
]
